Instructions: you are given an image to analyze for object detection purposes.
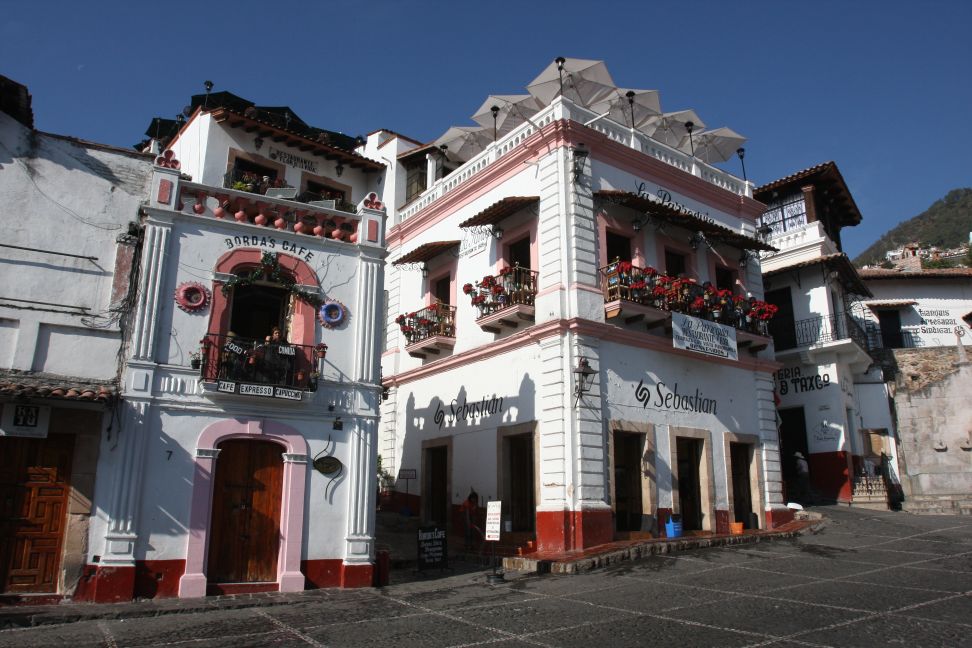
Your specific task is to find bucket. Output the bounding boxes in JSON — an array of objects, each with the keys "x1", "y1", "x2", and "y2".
[
  {"x1": 729, "y1": 521, "x2": 744, "y2": 535},
  {"x1": 665, "y1": 516, "x2": 683, "y2": 538}
]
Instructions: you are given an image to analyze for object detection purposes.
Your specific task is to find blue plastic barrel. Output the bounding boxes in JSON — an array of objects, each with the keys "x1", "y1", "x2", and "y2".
[{"x1": 665, "y1": 519, "x2": 683, "y2": 538}]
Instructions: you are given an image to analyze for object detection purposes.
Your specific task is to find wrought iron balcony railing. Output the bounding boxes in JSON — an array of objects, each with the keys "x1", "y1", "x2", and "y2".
[
  {"x1": 467, "y1": 266, "x2": 539, "y2": 319},
  {"x1": 397, "y1": 302, "x2": 457, "y2": 346},
  {"x1": 199, "y1": 333, "x2": 320, "y2": 391},
  {"x1": 771, "y1": 312, "x2": 870, "y2": 352}
]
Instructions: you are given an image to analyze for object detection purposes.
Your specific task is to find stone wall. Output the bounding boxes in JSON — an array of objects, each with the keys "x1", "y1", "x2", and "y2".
[{"x1": 890, "y1": 347, "x2": 972, "y2": 509}]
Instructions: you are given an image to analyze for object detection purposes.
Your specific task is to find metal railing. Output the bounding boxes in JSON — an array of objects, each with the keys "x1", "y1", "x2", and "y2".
[
  {"x1": 200, "y1": 333, "x2": 319, "y2": 390},
  {"x1": 398, "y1": 302, "x2": 456, "y2": 346},
  {"x1": 773, "y1": 313, "x2": 870, "y2": 351},
  {"x1": 469, "y1": 266, "x2": 539, "y2": 318}
]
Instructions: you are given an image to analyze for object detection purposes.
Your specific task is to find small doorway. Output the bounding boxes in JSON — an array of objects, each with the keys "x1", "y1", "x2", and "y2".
[
  {"x1": 503, "y1": 433, "x2": 535, "y2": 532},
  {"x1": 207, "y1": 440, "x2": 283, "y2": 584},
  {"x1": 766, "y1": 287, "x2": 796, "y2": 350},
  {"x1": 778, "y1": 407, "x2": 809, "y2": 501},
  {"x1": 0, "y1": 434, "x2": 74, "y2": 593},
  {"x1": 432, "y1": 275, "x2": 451, "y2": 306},
  {"x1": 613, "y1": 431, "x2": 646, "y2": 533},
  {"x1": 876, "y1": 309, "x2": 904, "y2": 349},
  {"x1": 729, "y1": 442, "x2": 756, "y2": 529},
  {"x1": 606, "y1": 231, "x2": 632, "y2": 264},
  {"x1": 675, "y1": 437, "x2": 704, "y2": 531},
  {"x1": 423, "y1": 445, "x2": 449, "y2": 526},
  {"x1": 506, "y1": 236, "x2": 531, "y2": 269}
]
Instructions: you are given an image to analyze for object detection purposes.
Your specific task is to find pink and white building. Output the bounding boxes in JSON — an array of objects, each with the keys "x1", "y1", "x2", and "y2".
[
  {"x1": 78, "y1": 91, "x2": 389, "y2": 601},
  {"x1": 380, "y1": 59, "x2": 792, "y2": 556}
]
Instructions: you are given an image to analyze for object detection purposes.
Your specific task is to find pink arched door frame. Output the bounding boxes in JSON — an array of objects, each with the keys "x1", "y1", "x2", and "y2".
[{"x1": 178, "y1": 418, "x2": 309, "y2": 598}]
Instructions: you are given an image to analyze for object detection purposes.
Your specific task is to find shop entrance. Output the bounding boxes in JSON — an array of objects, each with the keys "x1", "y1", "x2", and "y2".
[
  {"x1": 0, "y1": 434, "x2": 74, "y2": 593},
  {"x1": 207, "y1": 440, "x2": 283, "y2": 584},
  {"x1": 613, "y1": 431, "x2": 646, "y2": 532},
  {"x1": 778, "y1": 407, "x2": 809, "y2": 502},
  {"x1": 675, "y1": 437, "x2": 704, "y2": 531},
  {"x1": 503, "y1": 432, "x2": 535, "y2": 532},
  {"x1": 423, "y1": 445, "x2": 449, "y2": 526},
  {"x1": 729, "y1": 442, "x2": 757, "y2": 529}
]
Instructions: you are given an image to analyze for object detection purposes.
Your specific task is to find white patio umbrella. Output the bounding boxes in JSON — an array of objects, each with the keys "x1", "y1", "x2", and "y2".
[
  {"x1": 471, "y1": 94, "x2": 544, "y2": 139},
  {"x1": 690, "y1": 127, "x2": 747, "y2": 164},
  {"x1": 526, "y1": 57, "x2": 617, "y2": 108},
  {"x1": 644, "y1": 110, "x2": 705, "y2": 148},
  {"x1": 433, "y1": 126, "x2": 492, "y2": 162},
  {"x1": 588, "y1": 88, "x2": 662, "y2": 129}
]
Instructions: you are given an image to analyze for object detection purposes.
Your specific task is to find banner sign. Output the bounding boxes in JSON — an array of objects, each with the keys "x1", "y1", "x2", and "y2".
[
  {"x1": 671, "y1": 312, "x2": 738, "y2": 361},
  {"x1": 485, "y1": 501, "x2": 502, "y2": 541}
]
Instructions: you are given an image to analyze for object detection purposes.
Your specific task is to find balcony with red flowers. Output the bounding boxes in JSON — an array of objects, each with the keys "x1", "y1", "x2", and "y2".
[
  {"x1": 600, "y1": 260, "x2": 776, "y2": 354},
  {"x1": 395, "y1": 302, "x2": 457, "y2": 359},
  {"x1": 463, "y1": 265, "x2": 538, "y2": 333}
]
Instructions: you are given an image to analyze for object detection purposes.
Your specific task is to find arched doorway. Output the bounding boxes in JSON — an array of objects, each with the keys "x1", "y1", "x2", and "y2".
[{"x1": 207, "y1": 439, "x2": 284, "y2": 584}]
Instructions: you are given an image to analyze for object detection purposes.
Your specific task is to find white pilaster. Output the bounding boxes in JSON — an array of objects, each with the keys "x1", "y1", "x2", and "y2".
[
  {"x1": 100, "y1": 400, "x2": 151, "y2": 566},
  {"x1": 131, "y1": 221, "x2": 172, "y2": 362},
  {"x1": 344, "y1": 418, "x2": 376, "y2": 563}
]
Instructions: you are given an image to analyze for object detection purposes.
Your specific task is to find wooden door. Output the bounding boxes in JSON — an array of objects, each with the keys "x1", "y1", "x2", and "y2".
[
  {"x1": 676, "y1": 437, "x2": 703, "y2": 531},
  {"x1": 730, "y1": 442, "x2": 755, "y2": 528},
  {"x1": 207, "y1": 440, "x2": 283, "y2": 583},
  {"x1": 423, "y1": 446, "x2": 449, "y2": 526},
  {"x1": 507, "y1": 433, "x2": 535, "y2": 532},
  {"x1": 0, "y1": 434, "x2": 74, "y2": 593},
  {"x1": 614, "y1": 432, "x2": 645, "y2": 532}
]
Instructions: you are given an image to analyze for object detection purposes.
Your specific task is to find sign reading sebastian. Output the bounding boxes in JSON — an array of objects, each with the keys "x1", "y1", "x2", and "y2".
[{"x1": 671, "y1": 312, "x2": 738, "y2": 361}]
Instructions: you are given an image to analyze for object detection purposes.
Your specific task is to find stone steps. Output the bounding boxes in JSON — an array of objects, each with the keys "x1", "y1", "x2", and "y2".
[{"x1": 903, "y1": 496, "x2": 972, "y2": 516}]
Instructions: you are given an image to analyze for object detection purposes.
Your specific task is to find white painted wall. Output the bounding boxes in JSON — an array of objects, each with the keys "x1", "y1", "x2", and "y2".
[{"x1": 0, "y1": 111, "x2": 152, "y2": 379}]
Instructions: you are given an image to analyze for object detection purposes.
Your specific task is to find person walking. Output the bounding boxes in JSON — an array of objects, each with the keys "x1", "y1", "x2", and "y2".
[
  {"x1": 794, "y1": 452, "x2": 811, "y2": 505},
  {"x1": 458, "y1": 489, "x2": 484, "y2": 553}
]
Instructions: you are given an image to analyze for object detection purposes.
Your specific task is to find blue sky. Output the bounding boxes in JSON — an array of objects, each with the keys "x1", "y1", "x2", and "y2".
[{"x1": 3, "y1": 1, "x2": 970, "y2": 258}]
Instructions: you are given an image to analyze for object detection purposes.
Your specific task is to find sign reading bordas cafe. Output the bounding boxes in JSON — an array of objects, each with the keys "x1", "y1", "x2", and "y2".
[{"x1": 671, "y1": 312, "x2": 738, "y2": 361}]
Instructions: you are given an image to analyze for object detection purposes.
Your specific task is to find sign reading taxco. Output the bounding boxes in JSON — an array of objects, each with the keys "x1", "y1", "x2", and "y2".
[{"x1": 671, "y1": 312, "x2": 738, "y2": 361}]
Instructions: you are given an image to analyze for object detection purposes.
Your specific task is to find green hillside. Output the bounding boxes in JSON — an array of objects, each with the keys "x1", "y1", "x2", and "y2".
[{"x1": 854, "y1": 188, "x2": 972, "y2": 267}]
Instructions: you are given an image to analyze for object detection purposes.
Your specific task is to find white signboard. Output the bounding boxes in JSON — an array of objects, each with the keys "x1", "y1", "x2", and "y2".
[
  {"x1": 671, "y1": 312, "x2": 738, "y2": 361},
  {"x1": 0, "y1": 404, "x2": 51, "y2": 438},
  {"x1": 485, "y1": 500, "x2": 502, "y2": 541}
]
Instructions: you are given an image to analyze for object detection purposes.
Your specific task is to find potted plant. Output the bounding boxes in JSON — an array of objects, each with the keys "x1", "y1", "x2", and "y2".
[
  {"x1": 189, "y1": 351, "x2": 202, "y2": 370},
  {"x1": 315, "y1": 342, "x2": 328, "y2": 360}
]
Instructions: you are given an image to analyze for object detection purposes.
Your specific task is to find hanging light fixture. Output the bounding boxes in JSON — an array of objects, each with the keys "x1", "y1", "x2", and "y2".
[
  {"x1": 573, "y1": 357, "x2": 597, "y2": 400},
  {"x1": 572, "y1": 143, "x2": 589, "y2": 180},
  {"x1": 335, "y1": 161, "x2": 345, "y2": 177}
]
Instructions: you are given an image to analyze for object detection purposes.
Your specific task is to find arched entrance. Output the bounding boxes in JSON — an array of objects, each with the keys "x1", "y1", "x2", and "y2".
[
  {"x1": 206, "y1": 439, "x2": 283, "y2": 584},
  {"x1": 179, "y1": 419, "x2": 307, "y2": 599}
]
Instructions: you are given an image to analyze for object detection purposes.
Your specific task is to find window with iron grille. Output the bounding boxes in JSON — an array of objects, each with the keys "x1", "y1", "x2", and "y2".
[{"x1": 758, "y1": 194, "x2": 807, "y2": 238}]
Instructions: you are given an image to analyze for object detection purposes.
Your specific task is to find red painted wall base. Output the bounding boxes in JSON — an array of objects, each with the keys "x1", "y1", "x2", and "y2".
[
  {"x1": 714, "y1": 509, "x2": 730, "y2": 535},
  {"x1": 809, "y1": 450, "x2": 852, "y2": 502},
  {"x1": 535, "y1": 508, "x2": 613, "y2": 553},
  {"x1": 73, "y1": 565, "x2": 135, "y2": 603},
  {"x1": 302, "y1": 559, "x2": 374, "y2": 589},
  {"x1": 765, "y1": 507, "x2": 795, "y2": 528},
  {"x1": 135, "y1": 559, "x2": 185, "y2": 599}
]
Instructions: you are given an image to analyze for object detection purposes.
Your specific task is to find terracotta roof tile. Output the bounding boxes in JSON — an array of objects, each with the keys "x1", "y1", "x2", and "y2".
[{"x1": 0, "y1": 370, "x2": 117, "y2": 403}]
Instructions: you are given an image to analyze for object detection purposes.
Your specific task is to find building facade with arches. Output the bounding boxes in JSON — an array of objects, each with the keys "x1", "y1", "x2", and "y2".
[{"x1": 75, "y1": 93, "x2": 389, "y2": 601}]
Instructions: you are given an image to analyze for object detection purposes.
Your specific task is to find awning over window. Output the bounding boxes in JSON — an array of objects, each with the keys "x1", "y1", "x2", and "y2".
[
  {"x1": 864, "y1": 299, "x2": 917, "y2": 309},
  {"x1": 594, "y1": 190, "x2": 777, "y2": 252},
  {"x1": 459, "y1": 196, "x2": 539, "y2": 228},
  {"x1": 391, "y1": 240, "x2": 461, "y2": 265}
]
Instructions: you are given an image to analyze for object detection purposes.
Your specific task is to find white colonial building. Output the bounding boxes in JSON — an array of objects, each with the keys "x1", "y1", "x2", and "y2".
[
  {"x1": 754, "y1": 162, "x2": 900, "y2": 509},
  {"x1": 76, "y1": 90, "x2": 389, "y2": 601},
  {"x1": 0, "y1": 76, "x2": 153, "y2": 599},
  {"x1": 380, "y1": 58, "x2": 791, "y2": 557}
]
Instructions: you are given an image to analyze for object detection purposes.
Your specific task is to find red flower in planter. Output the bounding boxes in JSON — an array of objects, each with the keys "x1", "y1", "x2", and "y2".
[
  {"x1": 395, "y1": 314, "x2": 406, "y2": 325},
  {"x1": 471, "y1": 295, "x2": 486, "y2": 305},
  {"x1": 408, "y1": 312, "x2": 417, "y2": 319},
  {"x1": 617, "y1": 261, "x2": 633, "y2": 273},
  {"x1": 645, "y1": 266, "x2": 658, "y2": 277},
  {"x1": 652, "y1": 286, "x2": 667, "y2": 297},
  {"x1": 499, "y1": 266, "x2": 513, "y2": 276},
  {"x1": 480, "y1": 275, "x2": 496, "y2": 287},
  {"x1": 691, "y1": 296, "x2": 706, "y2": 311},
  {"x1": 630, "y1": 281, "x2": 647, "y2": 290},
  {"x1": 462, "y1": 283, "x2": 474, "y2": 294},
  {"x1": 418, "y1": 317, "x2": 431, "y2": 326},
  {"x1": 491, "y1": 284, "x2": 505, "y2": 295}
]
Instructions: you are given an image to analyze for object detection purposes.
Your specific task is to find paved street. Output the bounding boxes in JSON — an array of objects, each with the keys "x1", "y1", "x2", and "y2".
[{"x1": 2, "y1": 506, "x2": 970, "y2": 647}]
